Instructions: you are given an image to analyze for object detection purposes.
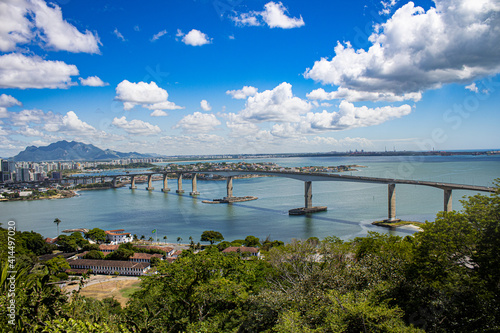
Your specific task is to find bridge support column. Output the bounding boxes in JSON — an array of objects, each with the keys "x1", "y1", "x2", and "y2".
[
  {"x1": 289, "y1": 181, "x2": 327, "y2": 215},
  {"x1": 176, "y1": 174, "x2": 184, "y2": 193},
  {"x1": 304, "y1": 181, "x2": 312, "y2": 209},
  {"x1": 190, "y1": 174, "x2": 200, "y2": 196},
  {"x1": 146, "y1": 174, "x2": 154, "y2": 191},
  {"x1": 161, "y1": 174, "x2": 170, "y2": 192},
  {"x1": 129, "y1": 175, "x2": 137, "y2": 189},
  {"x1": 444, "y1": 189, "x2": 452, "y2": 212},
  {"x1": 111, "y1": 177, "x2": 118, "y2": 188},
  {"x1": 384, "y1": 184, "x2": 400, "y2": 222},
  {"x1": 226, "y1": 176, "x2": 233, "y2": 198}
]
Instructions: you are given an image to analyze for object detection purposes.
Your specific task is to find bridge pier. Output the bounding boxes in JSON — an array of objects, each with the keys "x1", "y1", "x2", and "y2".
[
  {"x1": 305, "y1": 181, "x2": 312, "y2": 208},
  {"x1": 289, "y1": 181, "x2": 327, "y2": 215},
  {"x1": 111, "y1": 177, "x2": 118, "y2": 188},
  {"x1": 129, "y1": 175, "x2": 137, "y2": 189},
  {"x1": 161, "y1": 174, "x2": 170, "y2": 192},
  {"x1": 190, "y1": 174, "x2": 200, "y2": 196},
  {"x1": 444, "y1": 189, "x2": 452, "y2": 212},
  {"x1": 146, "y1": 174, "x2": 154, "y2": 191},
  {"x1": 176, "y1": 174, "x2": 184, "y2": 193},
  {"x1": 384, "y1": 184, "x2": 400, "y2": 222},
  {"x1": 226, "y1": 176, "x2": 233, "y2": 198}
]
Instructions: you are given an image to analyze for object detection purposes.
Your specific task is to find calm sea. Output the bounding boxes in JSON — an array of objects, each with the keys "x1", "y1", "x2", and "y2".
[{"x1": 2, "y1": 155, "x2": 499, "y2": 243}]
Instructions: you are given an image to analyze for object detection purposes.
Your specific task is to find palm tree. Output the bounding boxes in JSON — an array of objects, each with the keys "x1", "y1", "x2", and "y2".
[
  {"x1": 148, "y1": 237, "x2": 154, "y2": 242},
  {"x1": 53, "y1": 218, "x2": 61, "y2": 236},
  {"x1": 140, "y1": 235, "x2": 145, "y2": 241},
  {"x1": 177, "y1": 236, "x2": 182, "y2": 244},
  {"x1": 163, "y1": 235, "x2": 167, "y2": 243}
]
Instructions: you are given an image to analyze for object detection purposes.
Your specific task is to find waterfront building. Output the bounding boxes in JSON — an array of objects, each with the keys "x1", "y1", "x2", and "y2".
[{"x1": 105, "y1": 229, "x2": 133, "y2": 244}]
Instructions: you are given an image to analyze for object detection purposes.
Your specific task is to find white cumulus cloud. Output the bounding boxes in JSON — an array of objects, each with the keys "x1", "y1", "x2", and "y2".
[
  {"x1": 226, "y1": 86, "x2": 258, "y2": 99},
  {"x1": 115, "y1": 80, "x2": 182, "y2": 111},
  {"x1": 307, "y1": 87, "x2": 422, "y2": 103},
  {"x1": 465, "y1": 82, "x2": 479, "y2": 93},
  {"x1": 0, "y1": 0, "x2": 100, "y2": 53},
  {"x1": 232, "y1": 1, "x2": 304, "y2": 29},
  {"x1": 79, "y1": 76, "x2": 108, "y2": 87},
  {"x1": 174, "y1": 112, "x2": 221, "y2": 133},
  {"x1": 150, "y1": 110, "x2": 168, "y2": 117},
  {"x1": 0, "y1": 94, "x2": 22, "y2": 107},
  {"x1": 238, "y1": 82, "x2": 312, "y2": 123},
  {"x1": 273, "y1": 101, "x2": 411, "y2": 135},
  {"x1": 180, "y1": 29, "x2": 212, "y2": 46},
  {"x1": 0, "y1": 53, "x2": 79, "y2": 89},
  {"x1": 112, "y1": 116, "x2": 161, "y2": 135},
  {"x1": 200, "y1": 100, "x2": 212, "y2": 111},
  {"x1": 305, "y1": 0, "x2": 500, "y2": 101}
]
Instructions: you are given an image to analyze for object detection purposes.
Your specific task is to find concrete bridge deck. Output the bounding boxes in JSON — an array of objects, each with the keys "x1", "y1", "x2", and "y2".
[{"x1": 63, "y1": 169, "x2": 496, "y2": 221}]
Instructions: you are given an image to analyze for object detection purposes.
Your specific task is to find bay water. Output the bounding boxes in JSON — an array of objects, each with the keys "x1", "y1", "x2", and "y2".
[{"x1": 1, "y1": 155, "x2": 498, "y2": 243}]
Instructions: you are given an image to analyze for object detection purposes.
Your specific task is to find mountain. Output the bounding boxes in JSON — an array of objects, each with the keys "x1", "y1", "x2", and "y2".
[{"x1": 12, "y1": 141, "x2": 155, "y2": 161}]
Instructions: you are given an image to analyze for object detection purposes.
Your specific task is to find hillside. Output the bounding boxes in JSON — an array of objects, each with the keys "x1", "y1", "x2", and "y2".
[{"x1": 13, "y1": 140, "x2": 154, "y2": 161}]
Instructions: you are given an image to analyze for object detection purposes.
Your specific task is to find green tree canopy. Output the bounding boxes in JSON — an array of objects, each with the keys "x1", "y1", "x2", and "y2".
[
  {"x1": 200, "y1": 230, "x2": 224, "y2": 245},
  {"x1": 84, "y1": 228, "x2": 107, "y2": 243},
  {"x1": 83, "y1": 250, "x2": 105, "y2": 260}
]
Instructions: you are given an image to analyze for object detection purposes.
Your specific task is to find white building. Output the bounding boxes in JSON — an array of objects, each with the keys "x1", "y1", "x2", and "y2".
[{"x1": 105, "y1": 229, "x2": 133, "y2": 245}]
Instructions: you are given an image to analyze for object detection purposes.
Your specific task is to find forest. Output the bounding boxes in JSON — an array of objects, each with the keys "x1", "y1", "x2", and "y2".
[{"x1": 0, "y1": 182, "x2": 499, "y2": 332}]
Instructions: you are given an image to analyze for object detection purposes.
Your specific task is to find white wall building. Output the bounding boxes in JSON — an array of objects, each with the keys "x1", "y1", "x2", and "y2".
[{"x1": 105, "y1": 229, "x2": 133, "y2": 245}]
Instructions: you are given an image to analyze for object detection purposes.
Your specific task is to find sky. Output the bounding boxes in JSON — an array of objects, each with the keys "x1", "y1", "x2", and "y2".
[{"x1": 0, "y1": 0, "x2": 499, "y2": 157}]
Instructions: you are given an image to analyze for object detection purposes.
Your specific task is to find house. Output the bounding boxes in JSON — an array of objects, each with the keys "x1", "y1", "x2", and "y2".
[
  {"x1": 104, "y1": 229, "x2": 133, "y2": 245},
  {"x1": 67, "y1": 259, "x2": 150, "y2": 276},
  {"x1": 99, "y1": 244, "x2": 119, "y2": 252},
  {"x1": 222, "y1": 246, "x2": 260, "y2": 257},
  {"x1": 134, "y1": 245, "x2": 175, "y2": 256},
  {"x1": 129, "y1": 252, "x2": 163, "y2": 263}
]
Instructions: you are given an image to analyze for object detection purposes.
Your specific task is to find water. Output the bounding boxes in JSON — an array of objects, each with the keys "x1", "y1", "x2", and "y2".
[{"x1": 1, "y1": 155, "x2": 499, "y2": 243}]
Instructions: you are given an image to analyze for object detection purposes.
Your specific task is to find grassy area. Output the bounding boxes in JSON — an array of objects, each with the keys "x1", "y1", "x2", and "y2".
[
  {"x1": 78, "y1": 278, "x2": 141, "y2": 307},
  {"x1": 120, "y1": 282, "x2": 142, "y2": 299}
]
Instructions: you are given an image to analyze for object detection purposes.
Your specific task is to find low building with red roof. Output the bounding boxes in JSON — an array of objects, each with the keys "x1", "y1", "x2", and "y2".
[{"x1": 222, "y1": 246, "x2": 260, "y2": 257}]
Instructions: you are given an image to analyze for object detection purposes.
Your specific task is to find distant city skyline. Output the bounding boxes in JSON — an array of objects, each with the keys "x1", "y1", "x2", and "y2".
[{"x1": 1, "y1": 0, "x2": 499, "y2": 157}]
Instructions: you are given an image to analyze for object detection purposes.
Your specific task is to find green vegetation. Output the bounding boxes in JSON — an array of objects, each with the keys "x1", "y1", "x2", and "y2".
[
  {"x1": 200, "y1": 230, "x2": 224, "y2": 244},
  {"x1": 84, "y1": 228, "x2": 107, "y2": 243},
  {"x1": 74, "y1": 182, "x2": 113, "y2": 189},
  {"x1": 1, "y1": 182, "x2": 499, "y2": 332}
]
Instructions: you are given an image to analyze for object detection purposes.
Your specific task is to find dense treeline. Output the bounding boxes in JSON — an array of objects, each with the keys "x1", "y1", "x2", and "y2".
[{"x1": 0, "y1": 182, "x2": 499, "y2": 332}]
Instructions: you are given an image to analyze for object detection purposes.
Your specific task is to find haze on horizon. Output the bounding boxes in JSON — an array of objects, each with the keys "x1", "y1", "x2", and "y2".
[{"x1": 1, "y1": 0, "x2": 499, "y2": 157}]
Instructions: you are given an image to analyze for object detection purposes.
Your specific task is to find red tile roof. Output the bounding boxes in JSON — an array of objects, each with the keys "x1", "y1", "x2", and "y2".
[{"x1": 222, "y1": 246, "x2": 259, "y2": 254}]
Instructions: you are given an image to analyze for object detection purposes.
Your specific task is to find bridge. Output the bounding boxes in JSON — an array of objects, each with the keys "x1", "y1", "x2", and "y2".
[{"x1": 63, "y1": 170, "x2": 496, "y2": 221}]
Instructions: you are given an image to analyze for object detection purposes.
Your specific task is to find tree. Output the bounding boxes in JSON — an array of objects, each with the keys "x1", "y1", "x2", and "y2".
[
  {"x1": 163, "y1": 236, "x2": 167, "y2": 243},
  {"x1": 44, "y1": 255, "x2": 71, "y2": 276},
  {"x1": 244, "y1": 235, "x2": 261, "y2": 247},
  {"x1": 148, "y1": 237, "x2": 154, "y2": 242},
  {"x1": 56, "y1": 235, "x2": 79, "y2": 252},
  {"x1": 200, "y1": 230, "x2": 224, "y2": 245},
  {"x1": 85, "y1": 228, "x2": 107, "y2": 243},
  {"x1": 54, "y1": 218, "x2": 61, "y2": 236},
  {"x1": 82, "y1": 243, "x2": 100, "y2": 252},
  {"x1": 140, "y1": 235, "x2": 145, "y2": 241},
  {"x1": 177, "y1": 236, "x2": 182, "y2": 244},
  {"x1": 105, "y1": 248, "x2": 134, "y2": 261},
  {"x1": 83, "y1": 250, "x2": 105, "y2": 260}
]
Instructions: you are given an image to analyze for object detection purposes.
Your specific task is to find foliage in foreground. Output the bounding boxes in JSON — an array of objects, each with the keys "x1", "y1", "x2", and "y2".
[{"x1": 0, "y1": 182, "x2": 499, "y2": 332}]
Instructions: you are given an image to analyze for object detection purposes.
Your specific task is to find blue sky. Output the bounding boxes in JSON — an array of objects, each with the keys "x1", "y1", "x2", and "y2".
[{"x1": 0, "y1": 0, "x2": 499, "y2": 157}]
